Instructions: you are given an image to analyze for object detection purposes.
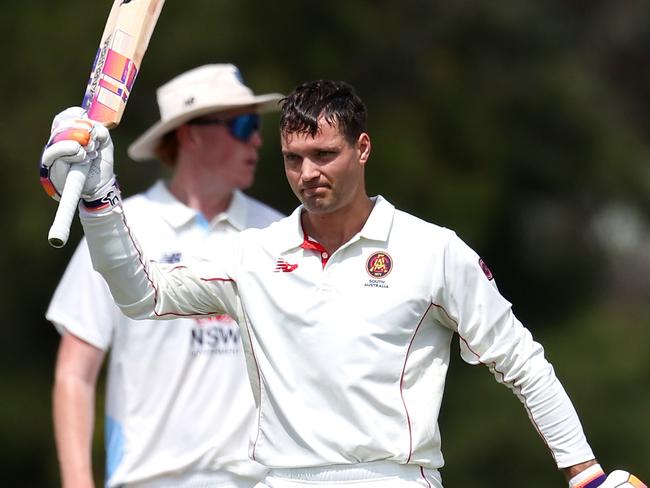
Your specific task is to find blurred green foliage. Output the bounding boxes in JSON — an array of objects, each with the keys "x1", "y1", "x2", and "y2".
[{"x1": 1, "y1": 0, "x2": 648, "y2": 485}]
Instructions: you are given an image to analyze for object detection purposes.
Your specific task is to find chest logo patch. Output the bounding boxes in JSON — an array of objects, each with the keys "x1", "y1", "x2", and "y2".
[
  {"x1": 160, "y1": 251, "x2": 182, "y2": 264},
  {"x1": 366, "y1": 252, "x2": 393, "y2": 278}
]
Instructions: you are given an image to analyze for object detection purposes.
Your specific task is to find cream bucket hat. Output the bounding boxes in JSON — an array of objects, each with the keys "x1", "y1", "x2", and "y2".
[{"x1": 127, "y1": 64, "x2": 283, "y2": 160}]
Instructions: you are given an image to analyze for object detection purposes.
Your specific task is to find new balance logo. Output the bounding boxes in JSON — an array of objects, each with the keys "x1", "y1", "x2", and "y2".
[
  {"x1": 274, "y1": 258, "x2": 298, "y2": 273},
  {"x1": 160, "y1": 251, "x2": 182, "y2": 264}
]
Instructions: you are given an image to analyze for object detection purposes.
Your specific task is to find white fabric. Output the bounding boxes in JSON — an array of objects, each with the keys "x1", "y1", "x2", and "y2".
[
  {"x1": 257, "y1": 461, "x2": 442, "y2": 488},
  {"x1": 125, "y1": 469, "x2": 259, "y2": 488},
  {"x1": 80, "y1": 195, "x2": 596, "y2": 475},
  {"x1": 47, "y1": 181, "x2": 283, "y2": 487}
]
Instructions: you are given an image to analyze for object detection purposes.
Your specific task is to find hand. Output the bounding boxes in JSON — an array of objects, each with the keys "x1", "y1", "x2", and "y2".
[
  {"x1": 600, "y1": 471, "x2": 646, "y2": 488},
  {"x1": 569, "y1": 464, "x2": 646, "y2": 488},
  {"x1": 40, "y1": 107, "x2": 116, "y2": 204}
]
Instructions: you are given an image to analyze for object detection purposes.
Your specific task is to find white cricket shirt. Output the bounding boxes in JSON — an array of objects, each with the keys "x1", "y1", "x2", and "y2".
[
  {"x1": 47, "y1": 181, "x2": 282, "y2": 487},
  {"x1": 81, "y1": 195, "x2": 596, "y2": 472}
]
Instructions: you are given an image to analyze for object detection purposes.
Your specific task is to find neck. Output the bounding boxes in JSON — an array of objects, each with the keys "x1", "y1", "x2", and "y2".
[
  {"x1": 302, "y1": 196, "x2": 374, "y2": 254},
  {"x1": 167, "y1": 159, "x2": 234, "y2": 221}
]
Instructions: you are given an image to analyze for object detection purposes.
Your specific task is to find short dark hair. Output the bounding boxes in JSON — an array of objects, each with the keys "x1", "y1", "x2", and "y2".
[{"x1": 279, "y1": 80, "x2": 367, "y2": 144}]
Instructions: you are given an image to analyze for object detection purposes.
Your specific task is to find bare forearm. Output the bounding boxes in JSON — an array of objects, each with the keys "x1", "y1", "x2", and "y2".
[
  {"x1": 53, "y1": 375, "x2": 97, "y2": 488},
  {"x1": 52, "y1": 333, "x2": 104, "y2": 488}
]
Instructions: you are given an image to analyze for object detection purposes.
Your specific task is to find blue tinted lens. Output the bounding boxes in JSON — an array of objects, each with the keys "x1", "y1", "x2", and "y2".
[{"x1": 229, "y1": 114, "x2": 260, "y2": 141}]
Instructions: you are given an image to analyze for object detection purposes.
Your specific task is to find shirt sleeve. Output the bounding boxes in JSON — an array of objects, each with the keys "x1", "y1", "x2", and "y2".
[
  {"x1": 45, "y1": 238, "x2": 117, "y2": 350},
  {"x1": 439, "y1": 231, "x2": 595, "y2": 469},
  {"x1": 80, "y1": 204, "x2": 240, "y2": 323}
]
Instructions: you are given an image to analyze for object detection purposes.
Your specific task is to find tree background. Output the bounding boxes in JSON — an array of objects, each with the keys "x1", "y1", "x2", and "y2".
[{"x1": 1, "y1": 0, "x2": 648, "y2": 485}]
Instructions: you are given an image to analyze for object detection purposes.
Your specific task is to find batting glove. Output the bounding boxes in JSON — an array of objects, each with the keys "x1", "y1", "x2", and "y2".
[
  {"x1": 601, "y1": 471, "x2": 647, "y2": 488},
  {"x1": 569, "y1": 464, "x2": 646, "y2": 488},
  {"x1": 40, "y1": 107, "x2": 119, "y2": 210}
]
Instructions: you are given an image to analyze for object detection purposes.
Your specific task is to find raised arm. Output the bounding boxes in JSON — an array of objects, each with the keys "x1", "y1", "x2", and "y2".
[{"x1": 41, "y1": 107, "x2": 237, "y2": 321}]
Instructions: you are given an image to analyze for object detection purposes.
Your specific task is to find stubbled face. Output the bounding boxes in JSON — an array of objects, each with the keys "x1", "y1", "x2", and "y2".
[
  {"x1": 281, "y1": 118, "x2": 370, "y2": 215},
  {"x1": 188, "y1": 107, "x2": 262, "y2": 190}
]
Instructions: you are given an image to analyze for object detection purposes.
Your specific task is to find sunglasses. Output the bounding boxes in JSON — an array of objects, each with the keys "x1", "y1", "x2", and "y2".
[{"x1": 188, "y1": 113, "x2": 260, "y2": 142}]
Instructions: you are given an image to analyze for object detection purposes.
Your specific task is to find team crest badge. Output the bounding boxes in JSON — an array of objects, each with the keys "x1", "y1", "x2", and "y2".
[
  {"x1": 366, "y1": 252, "x2": 393, "y2": 278},
  {"x1": 479, "y1": 258, "x2": 494, "y2": 280}
]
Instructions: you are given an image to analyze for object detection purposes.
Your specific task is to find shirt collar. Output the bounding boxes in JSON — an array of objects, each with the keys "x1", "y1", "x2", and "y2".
[
  {"x1": 222, "y1": 190, "x2": 249, "y2": 231},
  {"x1": 276, "y1": 195, "x2": 395, "y2": 253},
  {"x1": 358, "y1": 195, "x2": 394, "y2": 242},
  {"x1": 145, "y1": 181, "x2": 248, "y2": 231}
]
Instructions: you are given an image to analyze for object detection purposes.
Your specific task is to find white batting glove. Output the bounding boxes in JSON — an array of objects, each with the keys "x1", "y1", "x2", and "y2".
[
  {"x1": 40, "y1": 107, "x2": 119, "y2": 209},
  {"x1": 600, "y1": 471, "x2": 647, "y2": 488},
  {"x1": 569, "y1": 464, "x2": 647, "y2": 488}
]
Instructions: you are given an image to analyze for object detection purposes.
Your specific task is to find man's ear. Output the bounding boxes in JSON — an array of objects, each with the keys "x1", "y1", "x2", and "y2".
[
  {"x1": 176, "y1": 124, "x2": 197, "y2": 148},
  {"x1": 358, "y1": 133, "x2": 371, "y2": 165}
]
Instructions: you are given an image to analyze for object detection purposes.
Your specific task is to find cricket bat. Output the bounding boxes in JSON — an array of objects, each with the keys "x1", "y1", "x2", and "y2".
[{"x1": 47, "y1": 0, "x2": 165, "y2": 248}]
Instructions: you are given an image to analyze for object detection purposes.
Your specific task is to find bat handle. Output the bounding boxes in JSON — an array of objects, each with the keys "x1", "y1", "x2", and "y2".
[{"x1": 48, "y1": 164, "x2": 90, "y2": 248}]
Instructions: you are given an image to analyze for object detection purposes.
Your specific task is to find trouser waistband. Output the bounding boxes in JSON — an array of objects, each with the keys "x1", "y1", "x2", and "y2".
[
  {"x1": 124, "y1": 470, "x2": 257, "y2": 488},
  {"x1": 268, "y1": 461, "x2": 439, "y2": 483}
]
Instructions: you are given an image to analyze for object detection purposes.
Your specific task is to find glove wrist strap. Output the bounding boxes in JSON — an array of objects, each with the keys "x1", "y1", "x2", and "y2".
[
  {"x1": 81, "y1": 179, "x2": 121, "y2": 213},
  {"x1": 569, "y1": 464, "x2": 606, "y2": 488}
]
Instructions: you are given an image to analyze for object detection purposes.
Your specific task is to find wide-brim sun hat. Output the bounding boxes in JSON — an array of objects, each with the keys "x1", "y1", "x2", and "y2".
[{"x1": 127, "y1": 63, "x2": 284, "y2": 161}]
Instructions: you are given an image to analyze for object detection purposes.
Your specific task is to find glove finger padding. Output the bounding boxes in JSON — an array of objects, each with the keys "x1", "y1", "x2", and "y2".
[
  {"x1": 40, "y1": 107, "x2": 116, "y2": 203},
  {"x1": 40, "y1": 121, "x2": 94, "y2": 201}
]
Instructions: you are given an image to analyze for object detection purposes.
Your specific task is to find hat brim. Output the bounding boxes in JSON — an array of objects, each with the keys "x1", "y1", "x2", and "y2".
[{"x1": 127, "y1": 93, "x2": 283, "y2": 161}]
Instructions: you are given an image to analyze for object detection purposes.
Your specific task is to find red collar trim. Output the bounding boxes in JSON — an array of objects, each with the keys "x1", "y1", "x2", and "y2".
[{"x1": 300, "y1": 227, "x2": 330, "y2": 267}]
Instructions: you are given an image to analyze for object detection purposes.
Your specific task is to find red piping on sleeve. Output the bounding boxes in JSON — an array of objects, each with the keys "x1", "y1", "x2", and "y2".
[{"x1": 121, "y1": 210, "x2": 233, "y2": 319}]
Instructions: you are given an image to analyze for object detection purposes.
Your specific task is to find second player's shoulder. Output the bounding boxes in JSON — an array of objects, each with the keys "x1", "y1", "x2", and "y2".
[
  {"x1": 121, "y1": 180, "x2": 165, "y2": 208},
  {"x1": 120, "y1": 181, "x2": 181, "y2": 226},
  {"x1": 236, "y1": 191, "x2": 285, "y2": 229},
  {"x1": 236, "y1": 207, "x2": 298, "y2": 259},
  {"x1": 121, "y1": 187, "x2": 157, "y2": 216},
  {"x1": 240, "y1": 210, "x2": 292, "y2": 240}
]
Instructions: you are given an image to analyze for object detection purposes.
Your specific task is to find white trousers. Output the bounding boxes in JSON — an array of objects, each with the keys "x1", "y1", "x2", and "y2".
[
  {"x1": 254, "y1": 462, "x2": 443, "y2": 488},
  {"x1": 124, "y1": 470, "x2": 259, "y2": 488}
]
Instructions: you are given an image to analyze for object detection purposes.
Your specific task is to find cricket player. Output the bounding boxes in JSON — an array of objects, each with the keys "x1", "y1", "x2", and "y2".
[
  {"x1": 45, "y1": 64, "x2": 283, "y2": 488},
  {"x1": 41, "y1": 79, "x2": 646, "y2": 488}
]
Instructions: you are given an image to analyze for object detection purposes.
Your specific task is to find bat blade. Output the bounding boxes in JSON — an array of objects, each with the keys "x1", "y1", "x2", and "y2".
[
  {"x1": 47, "y1": 0, "x2": 165, "y2": 248},
  {"x1": 82, "y1": 0, "x2": 165, "y2": 128}
]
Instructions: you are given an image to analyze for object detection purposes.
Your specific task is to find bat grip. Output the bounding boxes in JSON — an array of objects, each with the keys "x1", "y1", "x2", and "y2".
[{"x1": 47, "y1": 164, "x2": 90, "y2": 248}]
